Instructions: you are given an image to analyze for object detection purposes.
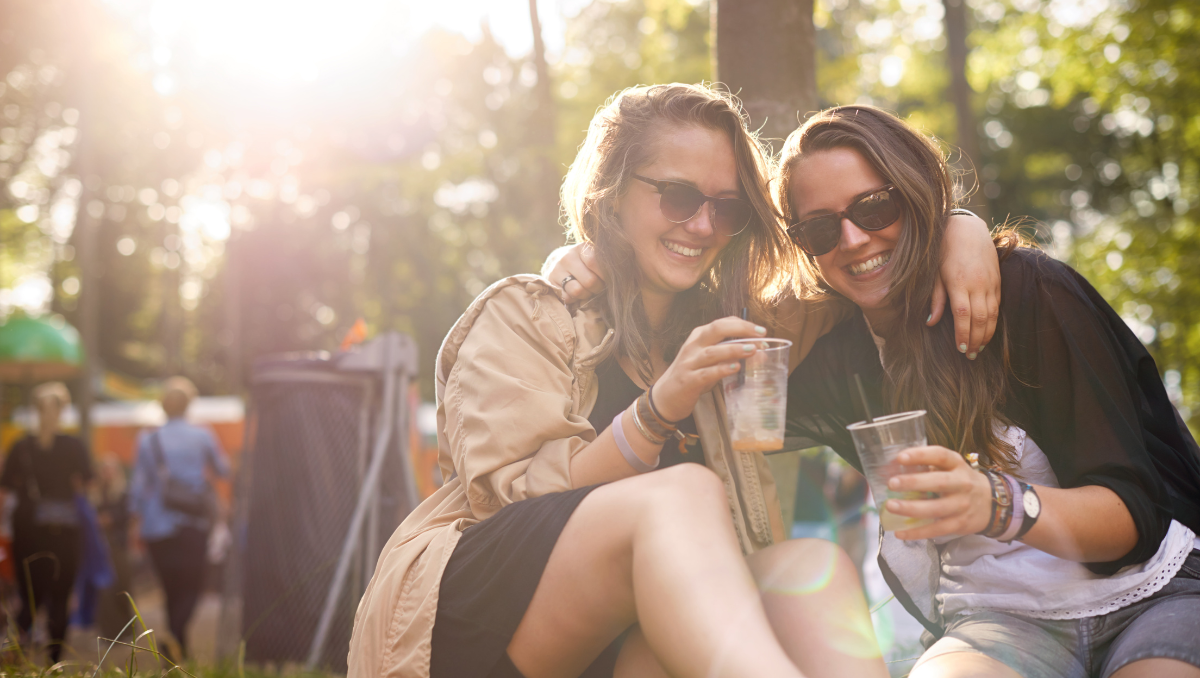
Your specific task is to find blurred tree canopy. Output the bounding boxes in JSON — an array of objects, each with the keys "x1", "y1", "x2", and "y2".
[{"x1": 1, "y1": 0, "x2": 1197, "y2": 429}]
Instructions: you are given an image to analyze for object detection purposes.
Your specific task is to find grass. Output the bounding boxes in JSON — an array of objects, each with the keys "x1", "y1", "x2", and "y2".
[{"x1": 0, "y1": 594, "x2": 336, "y2": 678}]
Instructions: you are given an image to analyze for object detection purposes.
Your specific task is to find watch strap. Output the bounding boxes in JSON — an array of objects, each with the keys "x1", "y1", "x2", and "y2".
[{"x1": 1014, "y1": 483, "x2": 1039, "y2": 540}]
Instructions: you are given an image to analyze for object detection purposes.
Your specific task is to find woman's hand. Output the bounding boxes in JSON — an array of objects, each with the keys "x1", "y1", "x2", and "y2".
[
  {"x1": 653, "y1": 317, "x2": 768, "y2": 422},
  {"x1": 930, "y1": 213, "x2": 1000, "y2": 360},
  {"x1": 884, "y1": 445, "x2": 993, "y2": 541},
  {"x1": 543, "y1": 243, "x2": 606, "y2": 303}
]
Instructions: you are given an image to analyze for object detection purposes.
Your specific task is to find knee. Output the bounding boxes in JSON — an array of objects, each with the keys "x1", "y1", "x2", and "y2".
[{"x1": 650, "y1": 463, "x2": 726, "y2": 509}]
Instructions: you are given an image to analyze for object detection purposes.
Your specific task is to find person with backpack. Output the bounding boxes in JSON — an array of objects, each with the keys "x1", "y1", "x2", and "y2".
[{"x1": 128, "y1": 377, "x2": 229, "y2": 660}]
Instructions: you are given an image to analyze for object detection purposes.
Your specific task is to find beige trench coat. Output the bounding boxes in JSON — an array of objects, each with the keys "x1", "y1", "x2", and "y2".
[{"x1": 346, "y1": 275, "x2": 844, "y2": 678}]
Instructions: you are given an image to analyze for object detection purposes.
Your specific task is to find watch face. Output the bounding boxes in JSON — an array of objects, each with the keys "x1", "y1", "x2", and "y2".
[{"x1": 1024, "y1": 489, "x2": 1041, "y2": 518}]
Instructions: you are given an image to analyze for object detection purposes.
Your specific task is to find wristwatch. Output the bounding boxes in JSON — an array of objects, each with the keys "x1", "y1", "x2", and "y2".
[{"x1": 1014, "y1": 483, "x2": 1041, "y2": 540}]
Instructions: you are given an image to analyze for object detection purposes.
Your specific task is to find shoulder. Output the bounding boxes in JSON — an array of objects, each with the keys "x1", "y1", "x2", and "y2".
[
  {"x1": 436, "y1": 275, "x2": 576, "y2": 381},
  {"x1": 998, "y1": 247, "x2": 1097, "y2": 312}
]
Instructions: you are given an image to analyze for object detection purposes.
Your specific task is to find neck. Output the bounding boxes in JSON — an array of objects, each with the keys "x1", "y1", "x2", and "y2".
[
  {"x1": 640, "y1": 287, "x2": 675, "y2": 333},
  {"x1": 861, "y1": 304, "x2": 901, "y2": 338},
  {"x1": 37, "y1": 426, "x2": 55, "y2": 448}
]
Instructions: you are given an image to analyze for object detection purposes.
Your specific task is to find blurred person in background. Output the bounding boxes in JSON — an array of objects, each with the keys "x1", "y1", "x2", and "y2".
[
  {"x1": 128, "y1": 377, "x2": 229, "y2": 661},
  {"x1": 0, "y1": 382, "x2": 93, "y2": 664}
]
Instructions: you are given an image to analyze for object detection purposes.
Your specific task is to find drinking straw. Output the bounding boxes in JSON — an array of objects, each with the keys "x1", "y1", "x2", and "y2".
[
  {"x1": 854, "y1": 373, "x2": 875, "y2": 424},
  {"x1": 738, "y1": 308, "x2": 748, "y2": 387}
]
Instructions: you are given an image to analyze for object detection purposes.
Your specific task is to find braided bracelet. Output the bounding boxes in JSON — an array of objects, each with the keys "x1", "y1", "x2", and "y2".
[
  {"x1": 635, "y1": 392, "x2": 676, "y2": 442},
  {"x1": 630, "y1": 399, "x2": 670, "y2": 445},
  {"x1": 996, "y1": 474, "x2": 1025, "y2": 543},
  {"x1": 979, "y1": 470, "x2": 1014, "y2": 539}
]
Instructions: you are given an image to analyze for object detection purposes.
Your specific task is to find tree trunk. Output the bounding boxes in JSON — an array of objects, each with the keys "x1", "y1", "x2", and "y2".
[
  {"x1": 943, "y1": 0, "x2": 990, "y2": 223},
  {"x1": 527, "y1": 0, "x2": 556, "y2": 147},
  {"x1": 713, "y1": 0, "x2": 817, "y2": 147}
]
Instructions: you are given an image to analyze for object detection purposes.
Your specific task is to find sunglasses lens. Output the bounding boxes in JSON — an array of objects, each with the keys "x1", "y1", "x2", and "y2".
[
  {"x1": 658, "y1": 183, "x2": 706, "y2": 222},
  {"x1": 714, "y1": 199, "x2": 753, "y2": 236},
  {"x1": 794, "y1": 217, "x2": 841, "y2": 256},
  {"x1": 850, "y1": 189, "x2": 900, "y2": 230}
]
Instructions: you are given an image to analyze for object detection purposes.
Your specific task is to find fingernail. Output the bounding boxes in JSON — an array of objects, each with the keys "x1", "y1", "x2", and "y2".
[
  {"x1": 898, "y1": 453, "x2": 910, "y2": 463},
  {"x1": 926, "y1": 313, "x2": 933, "y2": 323},
  {"x1": 742, "y1": 344, "x2": 755, "y2": 353},
  {"x1": 968, "y1": 352, "x2": 977, "y2": 360},
  {"x1": 755, "y1": 325, "x2": 766, "y2": 335},
  {"x1": 888, "y1": 478, "x2": 900, "y2": 489},
  {"x1": 958, "y1": 343, "x2": 967, "y2": 353},
  {"x1": 886, "y1": 500, "x2": 900, "y2": 512},
  {"x1": 728, "y1": 363, "x2": 741, "y2": 370},
  {"x1": 979, "y1": 344, "x2": 987, "y2": 352}
]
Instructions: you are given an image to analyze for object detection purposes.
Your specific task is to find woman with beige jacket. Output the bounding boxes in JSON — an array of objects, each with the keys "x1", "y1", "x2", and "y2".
[{"x1": 347, "y1": 84, "x2": 997, "y2": 678}]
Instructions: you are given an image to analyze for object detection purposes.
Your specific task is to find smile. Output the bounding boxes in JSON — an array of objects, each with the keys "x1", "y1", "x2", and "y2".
[
  {"x1": 663, "y1": 240, "x2": 704, "y2": 257},
  {"x1": 848, "y1": 252, "x2": 891, "y2": 276}
]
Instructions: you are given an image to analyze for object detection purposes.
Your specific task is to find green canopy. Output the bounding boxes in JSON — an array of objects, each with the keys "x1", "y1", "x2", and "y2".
[{"x1": 0, "y1": 315, "x2": 83, "y2": 382}]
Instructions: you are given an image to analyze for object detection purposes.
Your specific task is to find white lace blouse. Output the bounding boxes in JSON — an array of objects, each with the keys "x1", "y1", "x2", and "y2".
[{"x1": 935, "y1": 425, "x2": 1198, "y2": 620}]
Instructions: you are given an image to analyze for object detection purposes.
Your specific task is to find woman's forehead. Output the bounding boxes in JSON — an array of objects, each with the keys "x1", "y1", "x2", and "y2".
[{"x1": 640, "y1": 125, "x2": 741, "y2": 193}]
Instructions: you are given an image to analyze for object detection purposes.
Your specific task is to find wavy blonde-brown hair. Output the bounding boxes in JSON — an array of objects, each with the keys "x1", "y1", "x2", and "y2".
[
  {"x1": 776, "y1": 105, "x2": 1022, "y2": 472},
  {"x1": 560, "y1": 83, "x2": 797, "y2": 382}
]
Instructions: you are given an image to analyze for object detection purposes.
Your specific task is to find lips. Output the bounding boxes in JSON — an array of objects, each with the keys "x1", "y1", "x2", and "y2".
[
  {"x1": 663, "y1": 239, "x2": 704, "y2": 257},
  {"x1": 848, "y1": 251, "x2": 891, "y2": 276}
]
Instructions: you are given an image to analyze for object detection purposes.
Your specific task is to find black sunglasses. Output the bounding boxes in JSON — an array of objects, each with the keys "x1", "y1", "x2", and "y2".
[
  {"x1": 632, "y1": 174, "x2": 753, "y2": 237},
  {"x1": 787, "y1": 185, "x2": 902, "y2": 256}
]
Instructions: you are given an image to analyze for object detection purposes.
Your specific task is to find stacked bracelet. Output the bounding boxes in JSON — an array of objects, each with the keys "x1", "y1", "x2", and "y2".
[
  {"x1": 978, "y1": 470, "x2": 1014, "y2": 539},
  {"x1": 612, "y1": 411, "x2": 660, "y2": 474},
  {"x1": 996, "y1": 475, "x2": 1025, "y2": 543}
]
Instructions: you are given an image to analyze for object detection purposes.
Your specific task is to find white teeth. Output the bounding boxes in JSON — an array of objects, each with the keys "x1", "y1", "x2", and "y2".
[
  {"x1": 849, "y1": 252, "x2": 891, "y2": 275},
  {"x1": 664, "y1": 240, "x2": 703, "y2": 257}
]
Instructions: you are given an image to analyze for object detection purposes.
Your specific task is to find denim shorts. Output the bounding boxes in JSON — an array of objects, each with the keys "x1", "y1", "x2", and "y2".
[{"x1": 914, "y1": 549, "x2": 1200, "y2": 678}]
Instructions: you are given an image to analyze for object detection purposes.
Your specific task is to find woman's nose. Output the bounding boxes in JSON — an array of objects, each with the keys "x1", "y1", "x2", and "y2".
[
  {"x1": 838, "y1": 216, "x2": 869, "y2": 250},
  {"x1": 684, "y1": 201, "x2": 716, "y2": 237}
]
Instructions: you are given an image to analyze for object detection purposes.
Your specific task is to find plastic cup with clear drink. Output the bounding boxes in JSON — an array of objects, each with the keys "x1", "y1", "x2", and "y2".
[
  {"x1": 847, "y1": 410, "x2": 936, "y2": 532},
  {"x1": 720, "y1": 338, "x2": 792, "y2": 453}
]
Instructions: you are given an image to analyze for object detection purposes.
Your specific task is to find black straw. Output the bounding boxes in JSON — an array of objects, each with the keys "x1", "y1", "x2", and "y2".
[
  {"x1": 854, "y1": 373, "x2": 874, "y2": 424},
  {"x1": 738, "y1": 307, "x2": 748, "y2": 387}
]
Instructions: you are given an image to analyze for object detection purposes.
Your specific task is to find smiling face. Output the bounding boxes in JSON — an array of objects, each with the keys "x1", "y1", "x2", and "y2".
[
  {"x1": 616, "y1": 125, "x2": 740, "y2": 299},
  {"x1": 789, "y1": 147, "x2": 902, "y2": 320}
]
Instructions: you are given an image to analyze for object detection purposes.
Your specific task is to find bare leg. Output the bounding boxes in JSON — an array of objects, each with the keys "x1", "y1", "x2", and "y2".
[
  {"x1": 747, "y1": 538, "x2": 888, "y2": 678},
  {"x1": 1110, "y1": 659, "x2": 1200, "y2": 678},
  {"x1": 615, "y1": 539, "x2": 889, "y2": 678},
  {"x1": 910, "y1": 653, "x2": 1023, "y2": 678},
  {"x1": 507, "y1": 464, "x2": 804, "y2": 678}
]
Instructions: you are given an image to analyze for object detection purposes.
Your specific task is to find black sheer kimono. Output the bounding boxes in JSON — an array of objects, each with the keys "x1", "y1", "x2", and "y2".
[{"x1": 786, "y1": 247, "x2": 1200, "y2": 635}]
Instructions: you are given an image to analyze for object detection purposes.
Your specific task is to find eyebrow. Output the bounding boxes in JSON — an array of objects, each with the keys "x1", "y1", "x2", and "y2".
[
  {"x1": 797, "y1": 185, "x2": 889, "y2": 219},
  {"x1": 658, "y1": 176, "x2": 742, "y2": 198}
]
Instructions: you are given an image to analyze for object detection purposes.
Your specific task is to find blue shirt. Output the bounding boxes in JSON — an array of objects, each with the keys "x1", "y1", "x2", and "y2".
[{"x1": 128, "y1": 418, "x2": 230, "y2": 540}]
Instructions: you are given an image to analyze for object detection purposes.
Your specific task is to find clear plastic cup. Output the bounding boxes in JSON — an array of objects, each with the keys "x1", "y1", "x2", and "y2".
[
  {"x1": 720, "y1": 338, "x2": 792, "y2": 453},
  {"x1": 847, "y1": 410, "x2": 936, "y2": 532}
]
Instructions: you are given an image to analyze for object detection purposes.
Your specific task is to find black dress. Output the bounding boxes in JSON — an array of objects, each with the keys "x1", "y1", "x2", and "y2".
[
  {"x1": 0, "y1": 434, "x2": 93, "y2": 662},
  {"x1": 430, "y1": 357, "x2": 703, "y2": 678}
]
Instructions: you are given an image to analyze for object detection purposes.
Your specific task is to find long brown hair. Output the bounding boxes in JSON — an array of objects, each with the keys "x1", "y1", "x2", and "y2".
[
  {"x1": 777, "y1": 105, "x2": 1022, "y2": 471},
  {"x1": 560, "y1": 83, "x2": 796, "y2": 382}
]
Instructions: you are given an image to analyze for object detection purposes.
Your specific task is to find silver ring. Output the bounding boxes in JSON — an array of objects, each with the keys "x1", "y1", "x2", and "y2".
[{"x1": 560, "y1": 274, "x2": 576, "y2": 289}]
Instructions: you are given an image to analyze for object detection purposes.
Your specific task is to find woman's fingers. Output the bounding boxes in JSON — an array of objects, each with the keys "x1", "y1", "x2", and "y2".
[
  {"x1": 886, "y1": 494, "x2": 968, "y2": 520},
  {"x1": 895, "y1": 445, "x2": 963, "y2": 471},
  {"x1": 888, "y1": 469, "x2": 972, "y2": 495},
  {"x1": 546, "y1": 243, "x2": 605, "y2": 303},
  {"x1": 690, "y1": 317, "x2": 767, "y2": 347},
  {"x1": 948, "y1": 285, "x2": 973, "y2": 357},
  {"x1": 927, "y1": 274, "x2": 946, "y2": 326},
  {"x1": 892, "y1": 517, "x2": 972, "y2": 542}
]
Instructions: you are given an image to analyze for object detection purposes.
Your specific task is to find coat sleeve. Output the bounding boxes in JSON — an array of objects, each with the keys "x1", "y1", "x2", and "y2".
[
  {"x1": 1003, "y1": 251, "x2": 1173, "y2": 574},
  {"x1": 441, "y1": 283, "x2": 596, "y2": 518},
  {"x1": 769, "y1": 294, "x2": 856, "y2": 373}
]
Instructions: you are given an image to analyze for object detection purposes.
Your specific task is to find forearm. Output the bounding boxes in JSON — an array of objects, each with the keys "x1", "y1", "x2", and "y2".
[
  {"x1": 1021, "y1": 484, "x2": 1137, "y2": 563},
  {"x1": 569, "y1": 409, "x2": 663, "y2": 487}
]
